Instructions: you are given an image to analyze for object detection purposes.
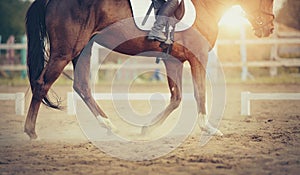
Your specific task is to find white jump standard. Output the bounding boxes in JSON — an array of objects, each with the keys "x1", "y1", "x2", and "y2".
[
  {"x1": 241, "y1": 91, "x2": 300, "y2": 116},
  {"x1": 0, "y1": 92, "x2": 25, "y2": 115}
]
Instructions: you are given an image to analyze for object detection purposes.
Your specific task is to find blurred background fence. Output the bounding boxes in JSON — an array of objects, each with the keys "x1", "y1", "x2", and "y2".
[{"x1": 1, "y1": 24, "x2": 299, "y2": 82}]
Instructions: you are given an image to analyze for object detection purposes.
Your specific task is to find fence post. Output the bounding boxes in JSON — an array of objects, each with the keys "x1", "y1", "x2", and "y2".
[
  {"x1": 208, "y1": 46, "x2": 219, "y2": 81},
  {"x1": 241, "y1": 91, "x2": 250, "y2": 116},
  {"x1": 0, "y1": 35, "x2": 2, "y2": 54},
  {"x1": 91, "y1": 43, "x2": 100, "y2": 84},
  {"x1": 67, "y1": 92, "x2": 76, "y2": 115},
  {"x1": 270, "y1": 25, "x2": 278, "y2": 77},
  {"x1": 15, "y1": 93, "x2": 25, "y2": 115},
  {"x1": 240, "y1": 25, "x2": 248, "y2": 81}
]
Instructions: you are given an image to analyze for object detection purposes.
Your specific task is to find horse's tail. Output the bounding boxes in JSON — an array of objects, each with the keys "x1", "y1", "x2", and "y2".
[{"x1": 26, "y1": 0, "x2": 60, "y2": 109}]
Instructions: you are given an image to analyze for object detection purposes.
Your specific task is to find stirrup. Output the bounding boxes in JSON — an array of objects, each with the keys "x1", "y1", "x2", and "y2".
[{"x1": 156, "y1": 43, "x2": 173, "y2": 64}]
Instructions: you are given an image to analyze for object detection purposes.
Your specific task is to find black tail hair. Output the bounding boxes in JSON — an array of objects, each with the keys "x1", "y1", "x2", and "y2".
[{"x1": 26, "y1": 0, "x2": 61, "y2": 109}]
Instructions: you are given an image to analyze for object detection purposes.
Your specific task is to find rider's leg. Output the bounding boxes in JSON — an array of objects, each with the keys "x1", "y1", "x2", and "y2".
[{"x1": 148, "y1": 0, "x2": 178, "y2": 42}]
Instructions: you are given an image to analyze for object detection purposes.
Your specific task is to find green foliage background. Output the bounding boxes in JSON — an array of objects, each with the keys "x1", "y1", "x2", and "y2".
[{"x1": 0, "y1": 0, "x2": 31, "y2": 42}]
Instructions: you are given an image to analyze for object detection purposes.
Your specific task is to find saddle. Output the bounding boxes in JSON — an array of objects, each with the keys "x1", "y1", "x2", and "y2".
[
  {"x1": 130, "y1": 0, "x2": 196, "y2": 32},
  {"x1": 130, "y1": 0, "x2": 196, "y2": 63}
]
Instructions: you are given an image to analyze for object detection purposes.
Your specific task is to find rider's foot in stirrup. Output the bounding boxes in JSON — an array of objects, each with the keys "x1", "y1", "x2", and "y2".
[{"x1": 148, "y1": 30, "x2": 167, "y2": 42}]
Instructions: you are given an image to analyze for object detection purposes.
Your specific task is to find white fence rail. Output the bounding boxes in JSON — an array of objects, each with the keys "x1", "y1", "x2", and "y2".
[
  {"x1": 0, "y1": 92, "x2": 25, "y2": 115},
  {"x1": 0, "y1": 43, "x2": 26, "y2": 50},
  {"x1": 241, "y1": 91, "x2": 300, "y2": 116}
]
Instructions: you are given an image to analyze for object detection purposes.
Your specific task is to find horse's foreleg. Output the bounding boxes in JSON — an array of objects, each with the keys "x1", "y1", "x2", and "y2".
[
  {"x1": 142, "y1": 59, "x2": 183, "y2": 134},
  {"x1": 189, "y1": 59, "x2": 223, "y2": 136},
  {"x1": 72, "y1": 49, "x2": 115, "y2": 130},
  {"x1": 24, "y1": 57, "x2": 70, "y2": 139}
]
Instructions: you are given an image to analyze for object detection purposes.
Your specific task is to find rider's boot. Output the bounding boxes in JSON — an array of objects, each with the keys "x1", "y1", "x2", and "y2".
[
  {"x1": 148, "y1": 0, "x2": 178, "y2": 42},
  {"x1": 148, "y1": 17, "x2": 167, "y2": 42}
]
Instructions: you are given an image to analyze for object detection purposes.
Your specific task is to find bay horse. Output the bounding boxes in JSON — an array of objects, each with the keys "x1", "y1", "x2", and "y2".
[{"x1": 25, "y1": 0, "x2": 275, "y2": 139}]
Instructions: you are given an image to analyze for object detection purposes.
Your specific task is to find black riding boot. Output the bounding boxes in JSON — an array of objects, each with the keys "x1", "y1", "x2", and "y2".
[{"x1": 148, "y1": 0, "x2": 178, "y2": 42}]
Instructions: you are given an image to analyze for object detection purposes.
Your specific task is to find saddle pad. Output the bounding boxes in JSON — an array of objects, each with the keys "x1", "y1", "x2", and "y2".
[{"x1": 130, "y1": 0, "x2": 196, "y2": 31}]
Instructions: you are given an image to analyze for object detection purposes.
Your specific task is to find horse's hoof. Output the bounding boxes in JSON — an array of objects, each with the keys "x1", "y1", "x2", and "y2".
[
  {"x1": 199, "y1": 127, "x2": 223, "y2": 147},
  {"x1": 212, "y1": 129, "x2": 223, "y2": 136},
  {"x1": 200, "y1": 124, "x2": 223, "y2": 136},
  {"x1": 141, "y1": 125, "x2": 155, "y2": 136},
  {"x1": 24, "y1": 129, "x2": 38, "y2": 140},
  {"x1": 96, "y1": 116, "x2": 117, "y2": 131},
  {"x1": 204, "y1": 128, "x2": 223, "y2": 136}
]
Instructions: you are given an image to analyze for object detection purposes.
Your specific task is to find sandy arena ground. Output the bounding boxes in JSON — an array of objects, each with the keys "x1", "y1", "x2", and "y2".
[{"x1": 0, "y1": 83, "x2": 299, "y2": 175}]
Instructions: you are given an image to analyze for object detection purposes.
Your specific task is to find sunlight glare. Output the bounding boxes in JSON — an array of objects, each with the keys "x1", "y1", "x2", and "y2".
[{"x1": 219, "y1": 5, "x2": 250, "y2": 29}]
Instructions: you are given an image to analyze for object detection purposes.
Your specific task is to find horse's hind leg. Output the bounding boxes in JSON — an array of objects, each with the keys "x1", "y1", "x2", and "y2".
[
  {"x1": 24, "y1": 55, "x2": 71, "y2": 139},
  {"x1": 72, "y1": 47, "x2": 106, "y2": 117},
  {"x1": 72, "y1": 44, "x2": 115, "y2": 130},
  {"x1": 24, "y1": 98, "x2": 42, "y2": 139},
  {"x1": 142, "y1": 59, "x2": 183, "y2": 134}
]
